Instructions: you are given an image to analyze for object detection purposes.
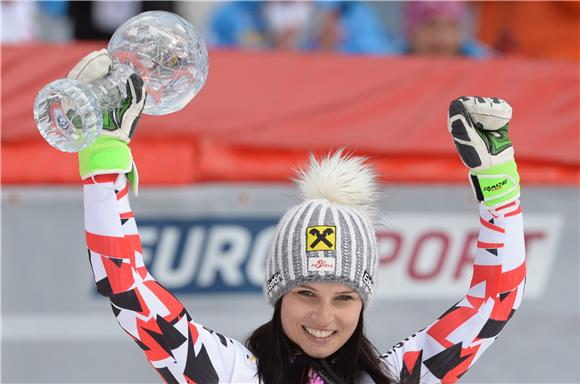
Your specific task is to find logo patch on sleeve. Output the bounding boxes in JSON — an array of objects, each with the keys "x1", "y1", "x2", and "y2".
[{"x1": 306, "y1": 226, "x2": 336, "y2": 251}]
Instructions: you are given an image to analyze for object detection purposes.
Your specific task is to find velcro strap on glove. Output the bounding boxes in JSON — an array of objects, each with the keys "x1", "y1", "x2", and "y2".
[
  {"x1": 78, "y1": 136, "x2": 139, "y2": 194},
  {"x1": 469, "y1": 160, "x2": 520, "y2": 209}
]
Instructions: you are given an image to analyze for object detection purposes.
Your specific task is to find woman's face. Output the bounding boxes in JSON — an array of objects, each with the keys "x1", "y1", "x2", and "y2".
[{"x1": 281, "y1": 282, "x2": 363, "y2": 358}]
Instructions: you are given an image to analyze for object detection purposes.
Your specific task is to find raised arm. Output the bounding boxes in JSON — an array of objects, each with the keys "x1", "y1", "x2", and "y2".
[
  {"x1": 382, "y1": 97, "x2": 525, "y2": 383},
  {"x1": 74, "y1": 51, "x2": 257, "y2": 383}
]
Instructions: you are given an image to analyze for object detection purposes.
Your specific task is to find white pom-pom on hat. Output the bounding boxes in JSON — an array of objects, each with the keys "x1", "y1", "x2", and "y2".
[
  {"x1": 294, "y1": 149, "x2": 382, "y2": 224},
  {"x1": 265, "y1": 148, "x2": 383, "y2": 307}
]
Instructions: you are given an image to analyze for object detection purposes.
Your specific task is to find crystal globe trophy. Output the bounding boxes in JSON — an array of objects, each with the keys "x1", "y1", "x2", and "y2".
[{"x1": 33, "y1": 11, "x2": 208, "y2": 152}]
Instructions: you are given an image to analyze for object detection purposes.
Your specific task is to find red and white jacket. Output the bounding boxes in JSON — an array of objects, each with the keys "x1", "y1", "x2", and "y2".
[{"x1": 83, "y1": 174, "x2": 525, "y2": 383}]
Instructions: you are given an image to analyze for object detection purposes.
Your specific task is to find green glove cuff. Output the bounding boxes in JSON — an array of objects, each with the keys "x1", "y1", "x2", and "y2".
[
  {"x1": 78, "y1": 136, "x2": 138, "y2": 193},
  {"x1": 469, "y1": 160, "x2": 520, "y2": 209}
]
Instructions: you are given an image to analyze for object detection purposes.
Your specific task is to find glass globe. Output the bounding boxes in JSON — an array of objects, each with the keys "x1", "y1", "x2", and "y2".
[
  {"x1": 108, "y1": 10, "x2": 208, "y2": 115},
  {"x1": 34, "y1": 11, "x2": 208, "y2": 152}
]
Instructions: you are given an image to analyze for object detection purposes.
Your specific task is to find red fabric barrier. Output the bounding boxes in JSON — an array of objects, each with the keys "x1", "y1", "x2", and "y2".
[{"x1": 2, "y1": 44, "x2": 578, "y2": 185}]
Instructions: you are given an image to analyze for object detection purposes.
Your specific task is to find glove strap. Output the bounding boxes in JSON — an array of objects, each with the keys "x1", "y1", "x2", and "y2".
[
  {"x1": 469, "y1": 160, "x2": 520, "y2": 209},
  {"x1": 78, "y1": 136, "x2": 139, "y2": 194}
]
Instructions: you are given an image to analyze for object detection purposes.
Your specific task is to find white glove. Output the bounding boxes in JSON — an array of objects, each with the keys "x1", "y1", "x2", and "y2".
[
  {"x1": 67, "y1": 49, "x2": 146, "y2": 143},
  {"x1": 448, "y1": 96, "x2": 520, "y2": 208},
  {"x1": 448, "y1": 96, "x2": 513, "y2": 172}
]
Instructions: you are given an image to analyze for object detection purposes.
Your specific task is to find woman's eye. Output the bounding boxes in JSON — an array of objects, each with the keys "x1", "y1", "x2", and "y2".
[
  {"x1": 298, "y1": 290, "x2": 314, "y2": 297},
  {"x1": 336, "y1": 295, "x2": 354, "y2": 301}
]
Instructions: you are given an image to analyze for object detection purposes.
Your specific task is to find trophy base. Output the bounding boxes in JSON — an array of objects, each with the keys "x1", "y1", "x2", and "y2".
[{"x1": 33, "y1": 79, "x2": 103, "y2": 153}]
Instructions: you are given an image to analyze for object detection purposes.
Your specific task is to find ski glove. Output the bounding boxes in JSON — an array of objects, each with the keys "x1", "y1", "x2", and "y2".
[
  {"x1": 68, "y1": 49, "x2": 146, "y2": 193},
  {"x1": 67, "y1": 49, "x2": 146, "y2": 143},
  {"x1": 448, "y1": 96, "x2": 520, "y2": 209}
]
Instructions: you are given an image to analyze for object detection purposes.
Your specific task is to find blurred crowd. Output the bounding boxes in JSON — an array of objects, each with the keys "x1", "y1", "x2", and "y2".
[{"x1": 1, "y1": 0, "x2": 578, "y2": 61}]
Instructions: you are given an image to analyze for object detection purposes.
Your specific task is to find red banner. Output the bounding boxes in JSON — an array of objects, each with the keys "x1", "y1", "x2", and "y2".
[{"x1": 2, "y1": 44, "x2": 578, "y2": 185}]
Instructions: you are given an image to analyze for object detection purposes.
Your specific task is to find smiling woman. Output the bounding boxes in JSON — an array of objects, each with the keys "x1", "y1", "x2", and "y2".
[
  {"x1": 248, "y1": 288, "x2": 391, "y2": 384},
  {"x1": 72, "y1": 46, "x2": 525, "y2": 384},
  {"x1": 246, "y1": 282, "x2": 392, "y2": 384},
  {"x1": 245, "y1": 151, "x2": 396, "y2": 383},
  {"x1": 283, "y1": 283, "x2": 363, "y2": 354}
]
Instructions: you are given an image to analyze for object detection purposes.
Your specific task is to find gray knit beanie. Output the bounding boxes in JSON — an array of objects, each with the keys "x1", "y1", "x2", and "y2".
[{"x1": 264, "y1": 150, "x2": 382, "y2": 307}]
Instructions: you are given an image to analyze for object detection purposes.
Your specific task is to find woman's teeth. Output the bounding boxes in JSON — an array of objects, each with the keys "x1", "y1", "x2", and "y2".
[{"x1": 304, "y1": 326, "x2": 334, "y2": 338}]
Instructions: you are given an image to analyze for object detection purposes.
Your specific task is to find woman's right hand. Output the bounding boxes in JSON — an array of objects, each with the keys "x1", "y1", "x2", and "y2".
[
  {"x1": 68, "y1": 49, "x2": 146, "y2": 144},
  {"x1": 72, "y1": 49, "x2": 145, "y2": 193}
]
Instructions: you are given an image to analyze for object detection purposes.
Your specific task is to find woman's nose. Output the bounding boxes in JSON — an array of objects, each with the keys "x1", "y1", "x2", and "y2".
[{"x1": 311, "y1": 301, "x2": 334, "y2": 325}]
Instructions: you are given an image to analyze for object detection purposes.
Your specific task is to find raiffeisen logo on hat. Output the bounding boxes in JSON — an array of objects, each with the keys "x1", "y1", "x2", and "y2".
[
  {"x1": 306, "y1": 225, "x2": 336, "y2": 272},
  {"x1": 306, "y1": 225, "x2": 336, "y2": 251}
]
